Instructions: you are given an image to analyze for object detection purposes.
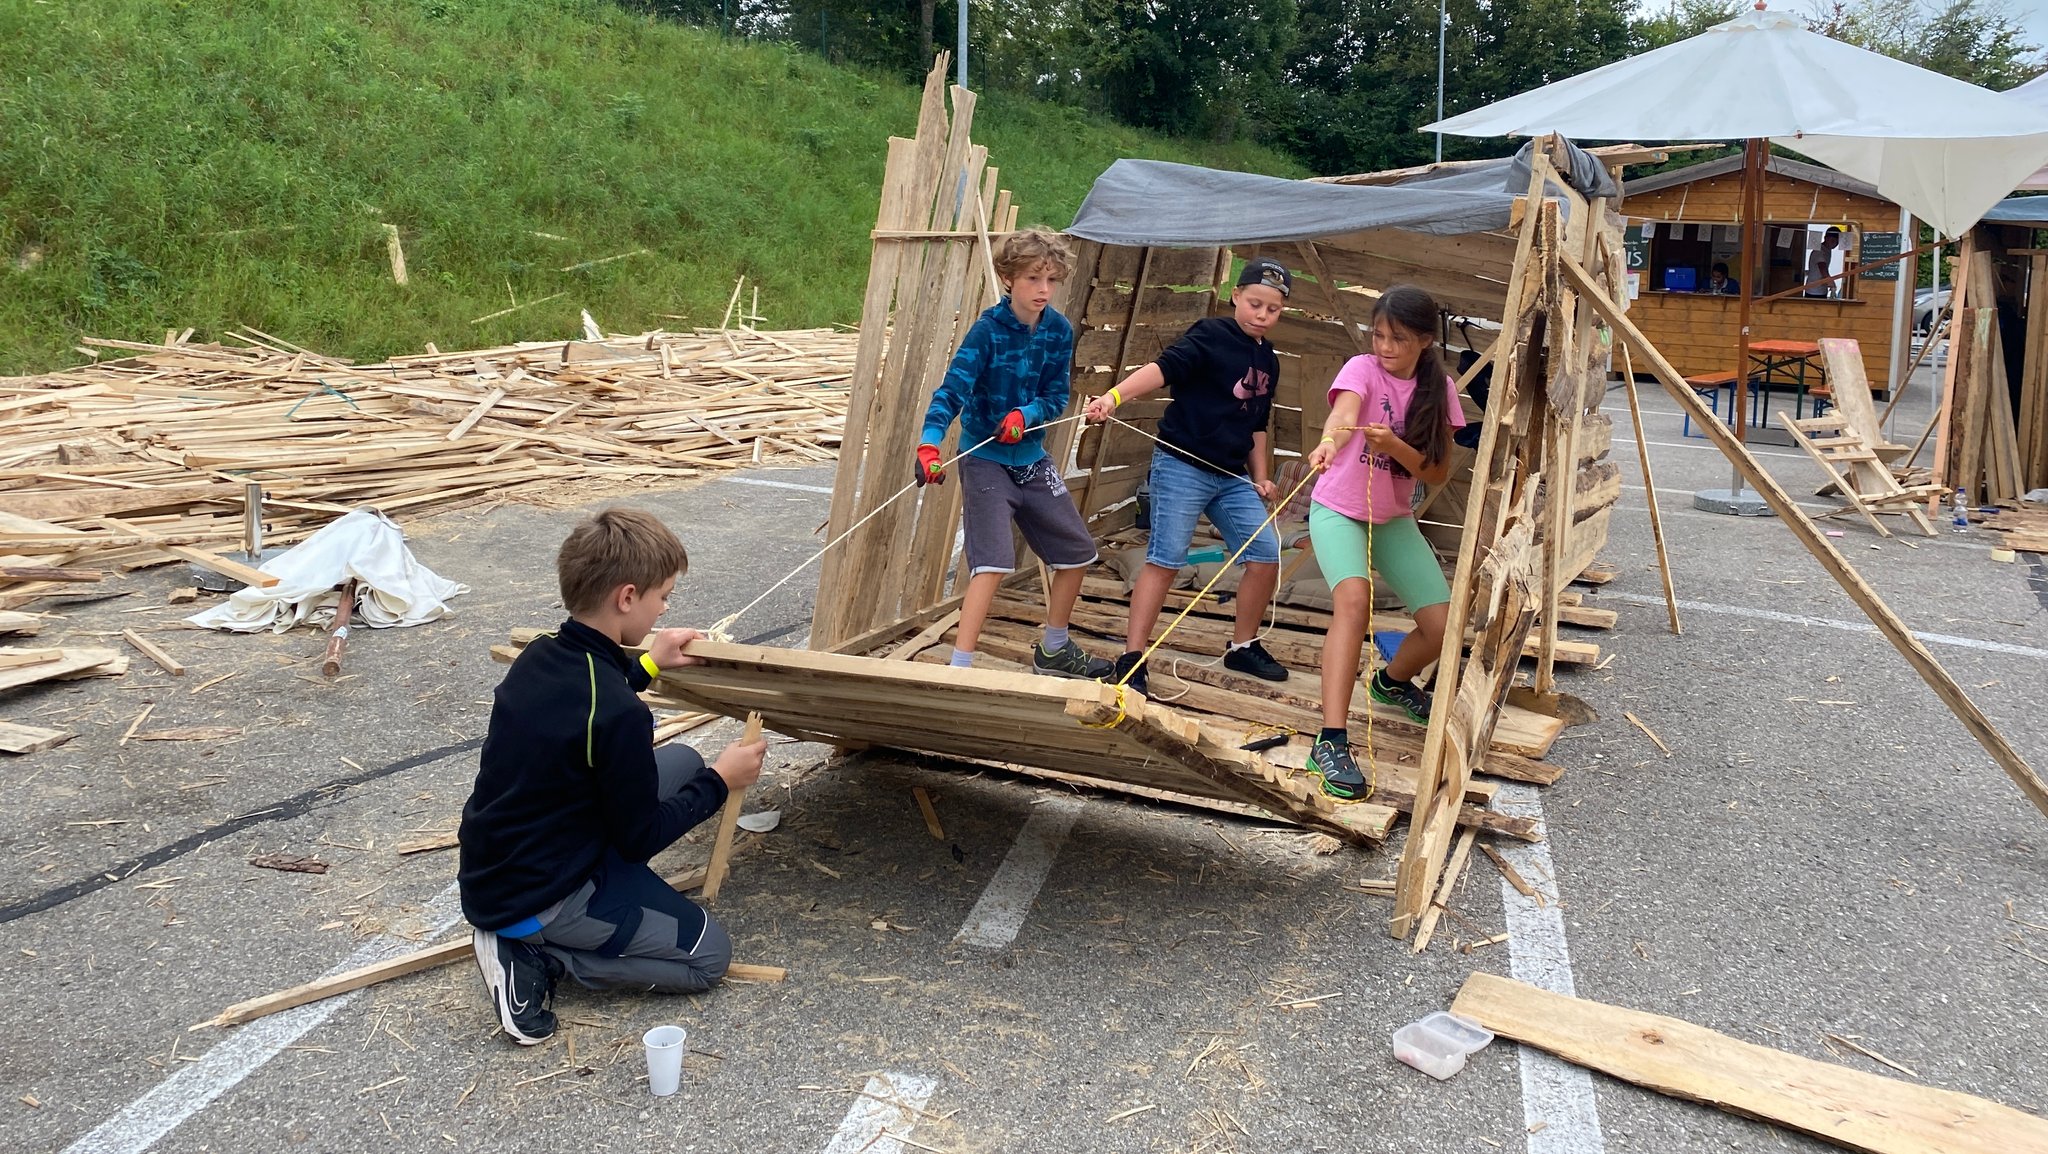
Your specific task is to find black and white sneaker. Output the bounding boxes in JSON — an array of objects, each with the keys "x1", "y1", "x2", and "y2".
[
  {"x1": 1223, "y1": 639, "x2": 1288, "y2": 682},
  {"x1": 473, "y1": 927, "x2": 559, "y2": 1045},
  {"x1": 1109, "y1": 651, "x2": 1149, "y2": 696},
  {"x1": 1032, "y1": 638, "x2": 1113, "y2": 680}
]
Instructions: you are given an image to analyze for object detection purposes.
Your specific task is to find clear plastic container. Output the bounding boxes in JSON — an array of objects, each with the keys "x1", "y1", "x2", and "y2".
[{"x1": 1392, "y1": 1011, "x2": 1495, "y2": 1080}]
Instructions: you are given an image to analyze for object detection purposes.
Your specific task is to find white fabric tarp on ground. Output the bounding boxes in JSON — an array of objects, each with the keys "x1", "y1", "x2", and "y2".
[
  {"x1": 1425, "y1": 7, "x2": 2048, "y2": 239},
  {"x1": 187, "y1": 508, "x2": 468, "y2": 633}
]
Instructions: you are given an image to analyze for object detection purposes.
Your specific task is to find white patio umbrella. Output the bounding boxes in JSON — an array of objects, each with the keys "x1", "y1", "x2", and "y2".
[
  {"x1": 2010, "y1": 73, "x2": 2048, "y2": 190},
  {"x1": 1423, "y1": 4, "x2": 2048, "y2": 501},
  {"x1": 1426, "y1": 6, "x2": 2048, "y2": 239}
]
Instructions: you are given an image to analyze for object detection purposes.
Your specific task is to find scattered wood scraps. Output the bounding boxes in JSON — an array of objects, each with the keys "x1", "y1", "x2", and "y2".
[
  {"x1": 249, "y1": 853, "x2": 329, "y2": 875},
  {"x1": 0, "y1": 326, "x2": 856, "y2": 605}
]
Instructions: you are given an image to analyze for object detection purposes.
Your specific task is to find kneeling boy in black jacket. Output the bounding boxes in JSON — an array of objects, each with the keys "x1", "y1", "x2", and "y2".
[{"x1": 458, "y1": 507, "x2": 766, "y2": 1044}]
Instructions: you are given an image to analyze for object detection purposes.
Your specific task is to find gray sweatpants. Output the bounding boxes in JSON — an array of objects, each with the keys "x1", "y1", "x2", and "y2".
[{"x1": 534, "y1": 745, "x2": 733, "y2": 993}]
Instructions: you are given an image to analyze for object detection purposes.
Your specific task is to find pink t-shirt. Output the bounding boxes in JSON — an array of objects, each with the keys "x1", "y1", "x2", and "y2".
[{"x1": 1310, "y1": 354, "x2": 1466, "y2": 524}]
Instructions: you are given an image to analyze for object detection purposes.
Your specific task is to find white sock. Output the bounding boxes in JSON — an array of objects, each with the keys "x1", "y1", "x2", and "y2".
[{"x1": 1229, "y1": 639, "x2": 1253, "y2": 652}]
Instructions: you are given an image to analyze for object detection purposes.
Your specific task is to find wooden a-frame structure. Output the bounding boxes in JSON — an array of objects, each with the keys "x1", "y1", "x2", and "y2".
[{"x1": 661, "y1": 65, "x2": 2044, "y2": 944}]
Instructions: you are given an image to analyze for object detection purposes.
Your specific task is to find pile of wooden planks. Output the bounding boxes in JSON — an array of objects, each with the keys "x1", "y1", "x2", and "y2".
[
  {"x1": 0, "y1": 325, "x2": 855, "y2": 599},
  {"x1": 1934, "y1": 234, "x2": 2038, "y2": 504},
  {"x1": 1977, "y1": 506, "x2": 2048, "y2": 553}
]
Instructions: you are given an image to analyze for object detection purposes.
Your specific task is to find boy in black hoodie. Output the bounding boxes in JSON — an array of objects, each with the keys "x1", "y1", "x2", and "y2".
[{"x1": 458, "y1": 507, "x2": 766, "y2": 1045}]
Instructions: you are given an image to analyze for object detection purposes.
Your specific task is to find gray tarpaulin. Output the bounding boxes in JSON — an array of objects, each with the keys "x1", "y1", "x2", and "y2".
[
  {"x1": 1067, "y1": 141, "x2": 1611, "y2": 248},
  {"x1": 1982, "y1": 194, "x2": 2048, "y2": 226}
]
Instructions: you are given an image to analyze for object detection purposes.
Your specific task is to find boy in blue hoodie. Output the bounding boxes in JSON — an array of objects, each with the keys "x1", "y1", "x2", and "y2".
[{"x1": 914, "y1": 228, "x2": 1108, "y2": 678}]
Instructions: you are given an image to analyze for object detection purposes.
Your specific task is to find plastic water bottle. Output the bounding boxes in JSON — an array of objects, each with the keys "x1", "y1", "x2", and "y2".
[{"x1": 1951, "y1": 491, "x2": 1969, "y2": 533}]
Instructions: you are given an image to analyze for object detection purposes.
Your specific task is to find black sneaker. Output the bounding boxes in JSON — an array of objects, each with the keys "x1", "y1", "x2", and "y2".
[
  {"x1": 1223, "y1": 639, "x2": 1288, "y2": 682},
  {"x1": 1308, "y1": 738, "x2": 1369, "y2": 800},
  {"x1": 473, "y1": 927, "x2": 558, "y2": 1045},
  {"x1": 1109, "y1": 651, "x2": 1148, "y2": 696},
  {"x1": 1032, "y1": 638, "x2": 1113, "y2": 680},
  {"x1": 1369, "y1": 671, "x2": 1431, "y2": 723}
]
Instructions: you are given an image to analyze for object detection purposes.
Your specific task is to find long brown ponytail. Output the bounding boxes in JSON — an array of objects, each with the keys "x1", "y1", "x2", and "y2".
[{"x1": 1373, "y1": 285, "x2": 1451, "y2": 469}]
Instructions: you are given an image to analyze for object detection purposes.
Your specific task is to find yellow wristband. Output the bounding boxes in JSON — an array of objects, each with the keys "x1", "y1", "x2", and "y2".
[
  {"x1": 1107, "y1": 386, "x2": 1123, "y2": 408},
  {"x1": 1320, "y1": 435, "x2": 1336, "y2": 444},
  {"x1": 640, "y1": 652, "x2": 662, "y2": 678}
]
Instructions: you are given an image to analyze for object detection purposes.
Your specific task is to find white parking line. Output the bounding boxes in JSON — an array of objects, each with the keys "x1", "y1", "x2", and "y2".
[
  {"x1": 819, "y1": 1072, "x2": 938, "y2": 1154},
  {"x1": 1608, "y1": 433, "x2": 1809, "y2": 461},
  {"x1": 952, "y1": 797, "x2": 1082, "y2": 949},
  {"x1": 63, "y1": 884, "x2": 467, "y2": 1154},
  {"x1": 1600, "y1": 591, "x2": 2048, "y2": 660},
  {"x1": 725, "y1": 475, "x2": 834, "y2": 495},
  {"x1": 1493, "y1": 785, "x2": 1607, "y2": 1154}
]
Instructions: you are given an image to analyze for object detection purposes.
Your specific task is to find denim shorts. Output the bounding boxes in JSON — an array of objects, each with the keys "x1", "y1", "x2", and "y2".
[{"x1": 1143, "y1": 447, "x2": 1281, "y2": 570}]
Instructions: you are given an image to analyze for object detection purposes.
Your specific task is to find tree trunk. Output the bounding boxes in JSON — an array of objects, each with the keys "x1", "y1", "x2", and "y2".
[{"x1": 919, "y1": 0, "x2": 935, "y2": 70}]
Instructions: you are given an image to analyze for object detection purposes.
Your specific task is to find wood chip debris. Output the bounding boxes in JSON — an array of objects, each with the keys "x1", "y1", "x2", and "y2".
[
  {"x1": 249, "y1": 853, "x2": 330, "y2": 875},
  {"x1": 1624, "y1": 710, "x2": 1674, "y2": 756}
]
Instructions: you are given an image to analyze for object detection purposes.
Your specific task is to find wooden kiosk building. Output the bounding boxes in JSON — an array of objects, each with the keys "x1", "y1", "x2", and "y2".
[{"x1": 1621, "y1": 154, "x2": 1913, "y2": 393}]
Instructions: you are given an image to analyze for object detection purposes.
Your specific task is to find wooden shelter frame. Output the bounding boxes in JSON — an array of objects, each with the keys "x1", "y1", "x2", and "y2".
[{"x1": 782, "y1": 65, "x2": 2048, "y2": 946}]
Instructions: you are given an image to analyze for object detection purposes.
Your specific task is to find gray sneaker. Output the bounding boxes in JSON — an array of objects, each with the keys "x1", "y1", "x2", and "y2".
[{"x1": 1031, "y1": 638, "x2": 1112, "y2": 679}]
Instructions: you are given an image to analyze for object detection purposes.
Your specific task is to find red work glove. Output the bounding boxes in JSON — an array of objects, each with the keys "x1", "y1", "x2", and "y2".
[
  {"x1": 996, "y1": 409, "x2": 1027, "y2": 444},
  {"x1": 914, "y1": 444, "x2": 945, "y2": 486}
]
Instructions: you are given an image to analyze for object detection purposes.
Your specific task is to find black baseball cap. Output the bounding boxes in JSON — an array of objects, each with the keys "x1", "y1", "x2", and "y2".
[{"x1": 1236, "y1": 258, "x2": 1292, "y2": 298}]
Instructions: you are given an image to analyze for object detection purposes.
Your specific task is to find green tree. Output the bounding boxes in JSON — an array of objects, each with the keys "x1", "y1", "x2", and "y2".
[
  {"x1": 1632, "y1": 0, "x2": 1741, "y2": 50},
  {"x1": 1807, "y1": 0, "x2": 2043, "y2": 88},
  {"x1": 1073, "y1": 0, "x2": 1298, "y2": 140}
]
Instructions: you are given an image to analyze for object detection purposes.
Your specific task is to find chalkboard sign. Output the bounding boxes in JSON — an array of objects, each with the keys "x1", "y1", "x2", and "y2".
[
  {"x1": 1624, "y1": 225, "x2": 1649, "y2": 271},
  {"x1": 1858, "y1": 231, "x2": 1902, "y2": 281}
]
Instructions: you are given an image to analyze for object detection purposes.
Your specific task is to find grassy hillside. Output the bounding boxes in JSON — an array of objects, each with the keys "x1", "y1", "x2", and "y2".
[{"x1": 0, "y1": 0, "x2": 1302, "y2": 374}]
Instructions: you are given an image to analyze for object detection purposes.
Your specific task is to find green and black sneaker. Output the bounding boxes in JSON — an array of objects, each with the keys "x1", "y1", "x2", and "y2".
[
  {"x1": 1369, "y1": 671, "x2": 1431, "y2": 724},
  {"x1": 1032, "y1": 638, "x2": 1113, "y2": 680},
  {"x1": 1308, "y1": 738, "x2": 1369, "y2": 800}
]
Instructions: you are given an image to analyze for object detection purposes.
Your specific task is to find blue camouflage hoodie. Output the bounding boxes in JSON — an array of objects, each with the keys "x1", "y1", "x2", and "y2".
[{"x1": 919, "y1": 298, "x2": 1074, "y2": 466}]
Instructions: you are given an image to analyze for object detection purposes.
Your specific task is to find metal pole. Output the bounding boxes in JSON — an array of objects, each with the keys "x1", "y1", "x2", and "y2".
[
  {"x1": 957, "y1": 0, "x2": 967, "y2": 88},
  {"x1": 1436, "y1": 0, "x2": 1447, "y2": 163},
  {"x1": 1695, "y1": 139, "x2": 1772, "y2": 515},
  {"x1": 1732, "y1": 139, "x2": 1761, "y2": 487}
]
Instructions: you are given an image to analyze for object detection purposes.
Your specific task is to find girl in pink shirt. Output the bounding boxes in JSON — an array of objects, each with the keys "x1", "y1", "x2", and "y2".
[{"x1": 1301, "y1": 285, "x2": 1466, "y2": 799}]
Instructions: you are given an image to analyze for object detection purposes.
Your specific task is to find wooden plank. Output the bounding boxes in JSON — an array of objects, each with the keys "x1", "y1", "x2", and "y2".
[
  {"x1": 0, "y1": 649, "x2": 60, "y2": 671},
  {"x1": 121, "y1": 628, "x2": 186, "y2": 675},
  {"x1": 912, "y1": 786, "x2": 946, "y2": 840},
  {"x1": 0, "y1": 483, "x2": 244, "y2": 523},
  {"x1": 0, "y1": 720, "x2": 73, "y2": 754},
  {"x1": 0, "y1": 566, "x2": 103, "y2": 582},
  {"x1": 1410, "y1": 828, "x2": 1477, "y2": 954},
  {"x1": 1567, "y1": 253, "x2": 2048, "y2": 819},
  {"x1": 0, "y1": 611, "x2": 45, "y2": 636},
  {"x1": 700, "y1": 711, "x2": 761, "y2": 903},
  {"x1": 445, "y1": 387, "x2": 507, "y2": 440},
  {"x1": 194, "y1": 867, "x2": 788, "y2": 1030},
  {"x1": 0, "y1": 646, "x2": 121, "y2": 692},
  {"x1": 160, "y1": 545, "x2": 279, "y2": 589},
  {"x1": 1452, "y1": 972, "x2": 2048, "y2": 1154}
]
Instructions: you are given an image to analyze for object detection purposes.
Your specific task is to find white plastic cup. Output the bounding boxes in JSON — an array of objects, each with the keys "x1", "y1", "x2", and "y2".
[{"x1": 643, "y1": 1025, "x2": 687, "y2": 1097}]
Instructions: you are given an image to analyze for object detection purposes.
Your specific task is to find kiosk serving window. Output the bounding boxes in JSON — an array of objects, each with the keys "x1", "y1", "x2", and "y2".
[{"x1": 1627, "y1": 221, "x2": 1859, "y2": 300}]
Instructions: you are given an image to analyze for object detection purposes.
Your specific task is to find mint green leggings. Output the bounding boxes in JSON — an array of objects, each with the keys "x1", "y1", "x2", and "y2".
[{"x1": 1306, "y1": 502, "x2": 1451, "y2": 611}]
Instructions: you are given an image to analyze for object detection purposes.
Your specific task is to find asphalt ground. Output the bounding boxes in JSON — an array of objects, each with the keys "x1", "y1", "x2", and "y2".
[{"x1": 4, "y1": 354, "x2": 2046, "y2": 1154}]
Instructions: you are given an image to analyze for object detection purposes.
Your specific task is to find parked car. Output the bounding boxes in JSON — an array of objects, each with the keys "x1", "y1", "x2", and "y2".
[{"x1": 1913, "y1": 287, "x2": 1951, "y2": 335}]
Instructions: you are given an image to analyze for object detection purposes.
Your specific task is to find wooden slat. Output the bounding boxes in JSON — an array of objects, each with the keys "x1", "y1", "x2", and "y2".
[
  {"x1": 1568, "y1": 252, "x2": 2048, "y2": 819},
  {"x1": 1453, "y1": 972, "x2": 2048, "y2": 1154}
]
